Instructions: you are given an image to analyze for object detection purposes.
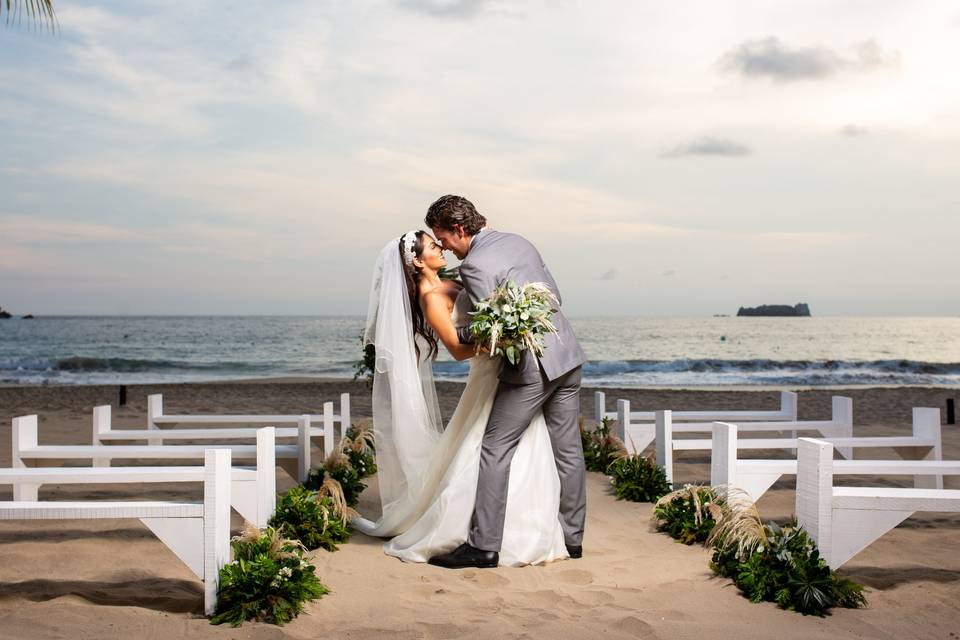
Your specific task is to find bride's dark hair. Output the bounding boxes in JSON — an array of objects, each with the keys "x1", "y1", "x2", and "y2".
[{"x1": 400, "y1": 231, "x2": 439, "y2": 362}]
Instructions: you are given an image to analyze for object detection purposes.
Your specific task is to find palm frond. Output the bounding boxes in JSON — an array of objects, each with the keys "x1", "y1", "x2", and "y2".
[{"x1": 2, "y1": 0, "x2": 57, "y2": 30}]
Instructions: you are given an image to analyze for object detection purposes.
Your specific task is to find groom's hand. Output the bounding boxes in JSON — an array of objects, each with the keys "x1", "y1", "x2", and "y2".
[{"x1": 456, "y1": 325, "x2": 475, "y2": 345}]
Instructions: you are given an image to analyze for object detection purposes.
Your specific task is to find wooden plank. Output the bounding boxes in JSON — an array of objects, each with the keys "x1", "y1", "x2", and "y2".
[
  {"x1": 671, "y1": 420, "x2": 837, "y2": 433},
  {"x1": 152, "y1": 414, "x2": 341, "y2": 424},
  {"x1": 675, "y1": 436, "x2": 936, "y2": 451},
  {"x1": 833, "y1": 487, "x2": 960, "y2": 512},
  {"x1": 0, "y1": 467, "x2": 256, "y2": 484},
  {"x1": 738, "y1": 459, "x2": 960, "y2": 475},
  {"x1": 18, "y1": 444, "x2": 299, "y2": 459},
  {"x1": 0, "y1": 502, "x2": 204, "y2": 519},
  {"x1": 98, "y1": 427, "x2": 325, "y2": 440}
]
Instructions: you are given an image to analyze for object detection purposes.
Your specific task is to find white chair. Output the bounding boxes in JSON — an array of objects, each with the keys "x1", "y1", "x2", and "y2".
[
  {"x1": 0, "y1": 448, "x2": 232, "y2": 615},
  {"x1": 595, "y1": 390, "x2": 798, "y2": 444},
  {"x1": 649, "y1": 397, "x2": 855, "y2": 483},
  {"x1": 711, "y1": 409, "x2": 947, "y2": 502},
  {"x1": 796, "y1": 437, "x2": 960, "y2": 568},
  {"x1": 144, "y1": 393, "x2": 347, "y2": 453},
  {"x1": 12, "y1": 416, "x2": 278, "y2": 525}
]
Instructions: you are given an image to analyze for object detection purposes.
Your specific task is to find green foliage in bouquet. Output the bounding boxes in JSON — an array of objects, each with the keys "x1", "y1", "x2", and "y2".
[
  {"x1": 580, "y1": 417, "x2": 627, "y2": 473},
  {"x1": 469, "y1": 280, "x2": 559, "y2": 365},
  {"x1": 607, "y1": 454, "x2": 672, "y2": 502},
  {"x1": 652, "y1": 485, "x2": 718, "y2": 545},
  {"x1": 438, "y1": 266, "x2": 460, "y2": 281},
  {"x1": 303, "y1": 451, "x2": 367, "y2": 507},
  {"x1": 707, "y1": 492, "x2": 867, "y2": 616},
  {"x1": 269, "y1": 485, "x2": 353, "y2": 552},
  {"x1": 210, "y1": 525, "x2": 328, "y2": 627}
]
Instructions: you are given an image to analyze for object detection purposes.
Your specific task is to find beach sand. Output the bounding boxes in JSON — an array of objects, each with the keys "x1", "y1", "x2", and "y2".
[{"x1": 0, "y1": 380, "x2": 958, "y2": 639}]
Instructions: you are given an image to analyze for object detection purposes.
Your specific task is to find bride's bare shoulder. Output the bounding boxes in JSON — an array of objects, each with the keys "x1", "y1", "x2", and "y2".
[
  {"x1": 419, "y1": 279, "x2": 461, "y2": 309},
  {"x1": 419, "y1": 285, "x2": 454, "y2": 313}
]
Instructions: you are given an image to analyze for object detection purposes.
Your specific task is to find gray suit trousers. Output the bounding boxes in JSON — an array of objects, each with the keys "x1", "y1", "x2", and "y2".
[{"x1": 468, "y1": 365, "x2": 586, "y2": 552}]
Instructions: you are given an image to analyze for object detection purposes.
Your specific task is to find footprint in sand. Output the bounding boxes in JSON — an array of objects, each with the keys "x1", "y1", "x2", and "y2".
[
  {"x1": 554, "y1": 569, "x2": 594, "y2": 585},
  {"x1": 460, "y1": 569, "x2": 510, "y2": 588},
  {"x1": 616, "y1": 616, "x2": 658, "y2": 636}
]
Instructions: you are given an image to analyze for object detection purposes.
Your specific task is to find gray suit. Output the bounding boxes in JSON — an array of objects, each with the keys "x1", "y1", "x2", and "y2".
[{"x1": 455, "y1": 229, "x2": 587, "y2": 552}]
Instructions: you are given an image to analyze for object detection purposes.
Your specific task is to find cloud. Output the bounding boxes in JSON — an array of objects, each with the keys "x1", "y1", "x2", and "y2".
[
  {"x1": 598, "y1": 269, "x2": 617, "y2": 281},
  {"x1": 840, "y1": 124, "x2": 869, "y2": 137},
  {"x1": 0, "y1": 216, "x2": 144, "y2": 243},
  {"x1": 398, "y1": 0, "x2": 492, "y2": 18},
  {"x1": 718, "y1": 37, "x2": 899, "y2": 82},
  {"x1": 660, "y1": 136, "x2": 751, "y2": 159}
]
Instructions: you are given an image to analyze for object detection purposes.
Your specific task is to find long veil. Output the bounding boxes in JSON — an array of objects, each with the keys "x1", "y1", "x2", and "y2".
[{"x1": 354, "y1": 238, "x2": 444, "y2": 536}]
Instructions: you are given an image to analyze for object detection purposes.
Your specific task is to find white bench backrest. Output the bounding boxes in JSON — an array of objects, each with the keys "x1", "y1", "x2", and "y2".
[{"x1": 596, "y1": 390, "x2": 798, "y2": 426}]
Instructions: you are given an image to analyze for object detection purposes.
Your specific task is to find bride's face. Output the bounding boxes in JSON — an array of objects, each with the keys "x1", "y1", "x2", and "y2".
[{"x1": 414, "y1": 234, "x2": 447, "y2": 273}]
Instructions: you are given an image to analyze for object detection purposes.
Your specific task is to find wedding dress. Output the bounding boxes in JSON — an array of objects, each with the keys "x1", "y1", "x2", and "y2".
[{"x1": 353, "y1": 240, "x2": 568, "y2": 566}]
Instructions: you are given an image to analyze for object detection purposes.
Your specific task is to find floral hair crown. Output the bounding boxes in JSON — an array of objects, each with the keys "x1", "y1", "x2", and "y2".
[{"x1": 401, "y1": 231, "x2": 418, "y2": 267}]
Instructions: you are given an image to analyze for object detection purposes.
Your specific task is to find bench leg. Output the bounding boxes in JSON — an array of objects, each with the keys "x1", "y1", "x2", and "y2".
[
  {"x1": 13, "y1": 483, "x2": 39, "y2": 501},
  {"x1": 829, "y1": 506, "x2": 915, "y2": 568},
  {"x1": 736, "y1": 472, "x2": 783, "y2": 503},
  {"x1": 655, "y1": 411, "x2": 673, "y2": 485}
]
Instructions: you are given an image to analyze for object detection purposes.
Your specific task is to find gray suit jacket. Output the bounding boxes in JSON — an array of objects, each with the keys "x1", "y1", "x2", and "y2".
[{"x1": 455, "y1": 229, "x2": 586, "y2": 384}]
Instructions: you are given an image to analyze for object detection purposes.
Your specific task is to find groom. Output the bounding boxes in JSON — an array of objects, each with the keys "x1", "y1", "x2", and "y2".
[{"x1": 425, "y1": 195, "x2": 588, "y2": 568}]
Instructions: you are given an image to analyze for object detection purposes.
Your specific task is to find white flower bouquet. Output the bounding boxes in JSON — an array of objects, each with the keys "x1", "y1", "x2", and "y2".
[{"x1": 468, "y1": 280, "x2": 560, "y2": 365}]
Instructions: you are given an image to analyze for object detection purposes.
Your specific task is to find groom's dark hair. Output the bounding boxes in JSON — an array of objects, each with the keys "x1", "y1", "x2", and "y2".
[{"x1": 425, "y1": 195, "x2": 487, "y2": 235}]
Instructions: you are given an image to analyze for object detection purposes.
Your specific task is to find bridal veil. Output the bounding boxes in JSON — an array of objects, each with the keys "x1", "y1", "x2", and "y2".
[{"x1": 357, "y1": 237, "x2": 444, "y2": 535}]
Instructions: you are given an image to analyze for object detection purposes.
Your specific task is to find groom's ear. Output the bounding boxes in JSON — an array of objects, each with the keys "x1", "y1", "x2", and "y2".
[{"x1": 453, "y1": 223, "x2": 465, "y2": 238}]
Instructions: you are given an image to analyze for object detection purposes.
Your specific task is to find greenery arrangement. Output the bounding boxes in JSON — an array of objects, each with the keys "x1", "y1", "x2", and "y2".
[
  {"x1": 580, "y1": 417, "x2": 628, "y2": 473},
  {"x1": 607, "y1": 454, "x2": 672, "y2": 503},
  {"x1": 705, "y1": 491, "x2": 867, "y2": 616},
  {"x1": 304, "y1": 423, "x2": 377, "y2": 507},
  {"x1": 210, "y1": 525, "x2": 329, "y2": 627},
  {"x1": 275, "y1": 422, "x2": 378, "y2": 552},
  {"x1": 652, "y1": 484, "x2": 718, "y2": 545},
  {"x1": 304, "y1": 452, "x2": 367, "y2": 507},
  {"x1": 352, "y1": 336, "x2": 376, "y2": 389},
  {"x1": 341, "y1": 423, "x2": 378, "y2": 479},
  {"x1": 468, "y1": 280, "x2": 559, "y2": 365},
  {"x1": 269, "y1": 484, "x2": 353, "y2": 552}
]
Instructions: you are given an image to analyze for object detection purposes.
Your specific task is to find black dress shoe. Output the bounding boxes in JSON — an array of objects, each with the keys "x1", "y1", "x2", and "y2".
[
  {"x1": 566, "y1": 544, "x2": 582, "y2": 559},
  {"x1": 428, "y1": 543, "x2": 499, "y2": 569}
]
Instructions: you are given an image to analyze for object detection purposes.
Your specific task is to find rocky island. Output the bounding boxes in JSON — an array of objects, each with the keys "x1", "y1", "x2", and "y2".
[
  {"x1": 0, "y1": 307, "x2": 11, "y2": 319},
  {"x1": 737, "y1": 303, "x2": 811, "y2": 317}
]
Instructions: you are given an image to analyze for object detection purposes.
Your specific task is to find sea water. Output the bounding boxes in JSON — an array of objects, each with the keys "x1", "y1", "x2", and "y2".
[{"x1": 1, "y1": 315, "x2": 958, "y2": 387}]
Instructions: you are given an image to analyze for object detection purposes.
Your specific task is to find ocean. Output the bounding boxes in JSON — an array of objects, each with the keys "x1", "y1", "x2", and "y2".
[{"x1": 1, "y1": 316, "x2": 958, "y2": 387}]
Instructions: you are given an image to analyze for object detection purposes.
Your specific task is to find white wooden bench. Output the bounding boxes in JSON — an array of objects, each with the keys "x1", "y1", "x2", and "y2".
[
  {"x1": 91, "y1": 404, "x2": 320, "y2": 480},
  {"x1": 0, "y1": 448, "x2": 231, "y2": 615},
  {"x1": 641, "y1": 396, "x2": 855, "y2": 482},
  {"x1": 796, "y1": 437, "x2": 960, "y2": 568},
  {"x1": 710, "y1": 409, "x2": 946, "y2": 501},
  {"x1": 144, "y1": 393, "x2": 349, "y2": 450},
  {"x1": 595, "y1": 390, "x2": 798, "y2": 446},
  {"x1": 10, "y1": 416, "x2": 278, "y2": 527}
]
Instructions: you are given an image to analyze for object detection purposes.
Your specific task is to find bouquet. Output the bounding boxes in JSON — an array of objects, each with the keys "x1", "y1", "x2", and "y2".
[{"x1": 468, "y1": 280, "x2": 560, "y2": 365}]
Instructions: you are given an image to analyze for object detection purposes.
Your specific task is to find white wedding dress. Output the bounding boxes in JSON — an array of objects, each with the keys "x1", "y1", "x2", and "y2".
[{"x1": 355, "y1": 290, "x2": 568, "y2": 566}]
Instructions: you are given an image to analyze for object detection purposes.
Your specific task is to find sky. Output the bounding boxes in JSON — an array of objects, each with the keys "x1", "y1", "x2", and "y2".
[{"x1": 1, "y1": 0, "x2": 959, "y2": 316}]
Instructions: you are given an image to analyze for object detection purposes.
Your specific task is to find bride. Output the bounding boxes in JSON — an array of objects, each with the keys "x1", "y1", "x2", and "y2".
[{"x1": 353, "y1": 230, "x2": 569, "y2": 566}]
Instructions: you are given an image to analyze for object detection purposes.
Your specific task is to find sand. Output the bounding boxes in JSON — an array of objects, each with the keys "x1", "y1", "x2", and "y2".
[{"x1": 0, "y1": 379, "x2": 958, "y2": 639}]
